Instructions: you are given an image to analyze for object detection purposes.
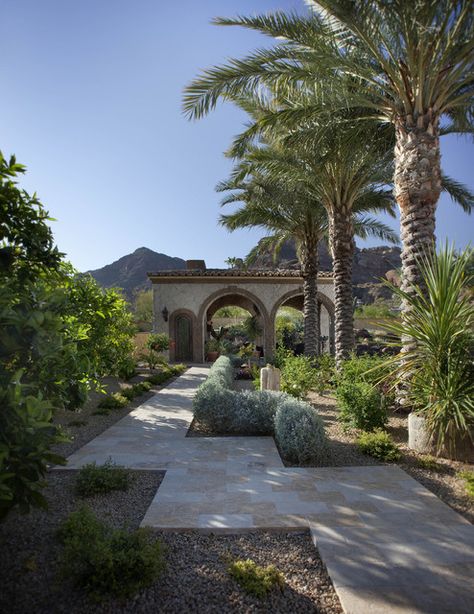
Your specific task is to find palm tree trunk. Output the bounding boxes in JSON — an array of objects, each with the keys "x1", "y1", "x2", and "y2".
[
  {"x1": 300, "y1": 241, "x2": 320, "y2": 357},
  {"x1": 330, "y1": 206, "x2": 355, "y2": 367},
  {"x1": 394, "y1": 116, "x2": 441, "y2": 404},
  {"x1": 395, "y1": 117, "x2": 441, "y2": 298}
]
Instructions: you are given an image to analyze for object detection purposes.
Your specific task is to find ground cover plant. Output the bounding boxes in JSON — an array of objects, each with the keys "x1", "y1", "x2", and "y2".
[
  {"x1": 75, "y1": 459, "x2": 130, "y2": 498},
  {"x1": 228, "y1": 558, "x2": 285, "y2": 598},
  {"x1": 58, "y1": 506, "x2": 165, "y2": 600},
  {"x1": 458, "y1": 471, "x2": 474, "y2": 498},
  {"x1": 357, "y1": 430, "x2": 401, "y2": 462}
]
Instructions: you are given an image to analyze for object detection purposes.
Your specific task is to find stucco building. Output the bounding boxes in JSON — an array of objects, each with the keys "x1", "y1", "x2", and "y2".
[{"x1": 148, "y1": 260, "x2": 335, "y2": 363}]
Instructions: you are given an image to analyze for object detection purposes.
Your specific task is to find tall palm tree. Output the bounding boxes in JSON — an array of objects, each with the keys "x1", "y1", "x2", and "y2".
[
  {"x1": 219, "y1": 130, "x2": 399, "y2": 362},
  {"x1": 183, "y1": 1, "x2": 473, "y2": 321}
]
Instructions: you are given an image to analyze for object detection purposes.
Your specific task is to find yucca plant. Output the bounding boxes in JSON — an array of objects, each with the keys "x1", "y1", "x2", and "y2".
[{"x1": 381, "y1": 245, "x2": 474, "y2": 456}]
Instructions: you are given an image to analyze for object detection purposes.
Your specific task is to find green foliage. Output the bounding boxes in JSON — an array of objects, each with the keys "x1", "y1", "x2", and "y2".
[
  {"x1": 274, "y1": 397, "x2": 328, "y2": 465},
  {"x1": 416, "y1": 455, "x2": 447, "y2": 472},
  {"x1": 337, "y1": 382, "x2": 387, "y2": 432},
  {"x1": 275, "y1": 307, "x2": 304, "y2": 350},
  {"x1": 228, "y1": 559, "x2": 284, "y2": 598},
  {"x1": 140, "y1": 349, "x2": 167, "y2": 371},
  {"x1": 355, "y1": 302, "x2": 396, "y2": 320},
  {"x1": 117, "y1": 356, "x2": 137, "y2": 381},
  {"x1": 97, "y1": 393, "x2": 128, "y2": 410},
  {"x1": 272, "y1": 346, "x2": 294, "y2": 369},
  {"x1": 312, "y1": 354, "x2": 336, "y2": 395},
  {"x1": 280, "y1": 354, "x2": 317, "y2": 399},
  {"x1": 146, "y1": 333, "x2": 170, "y2": 353},
  {"x1": 75, "y1": 459, "x2": 130, "y2": 498},
  {"x1": 146, "y1": 364, "x2": 186, "y2": 386},
  {"x1": 243, "y1": 315, "x2": 263, "y2": 341},
  {"x1": 58, "y1": 506, "x2": 165, "y2": 599},
  {"x1": 133, "y1": 289, "x2": 153, "y2": 326},
  {"x1": 379, "y1": 246, "x2": 474, "y2": 453},
  {"x1": 457, "y1": 471, "x2": 474, "y2": 498},
  {"x1": 61, "y1": 272, "x2": 136, "y2": 382},
  {"x1": 357, "y1": 430, "x2": 401, "y2": 461},
  {"x1": 214, "y1": 305, "x2": 248, "y2": 318},
  {"x1": 0, "y1": 154, "x2": 67, "y2": 518},
  {"x1": 337, "y1": 354, "x2": 391, "y2": 388}
]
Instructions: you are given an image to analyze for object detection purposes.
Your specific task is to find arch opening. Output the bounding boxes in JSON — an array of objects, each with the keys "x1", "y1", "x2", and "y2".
[
  {"x1": 271, "y1": 290, "x2": 335, "y2": 355},
  {"x1": 197, "y1": 288, "x2": 270, "y2": 363}
]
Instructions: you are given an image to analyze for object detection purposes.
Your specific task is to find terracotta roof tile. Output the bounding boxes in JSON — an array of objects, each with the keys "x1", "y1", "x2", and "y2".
[{"x1": 147, "y1": 269, "x2": 333, "y2": 279}]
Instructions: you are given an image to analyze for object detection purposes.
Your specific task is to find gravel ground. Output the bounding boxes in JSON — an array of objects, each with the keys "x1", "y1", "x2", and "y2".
[
  {"x1": 309, "y1": 392, "x2": 474, "y2": 524},
  {"x1": 53, "y1": 371, "x2": 183, "y2": 458},
  {"x1": 0, "y1": 471, "x2": 342, "y2": 614}
]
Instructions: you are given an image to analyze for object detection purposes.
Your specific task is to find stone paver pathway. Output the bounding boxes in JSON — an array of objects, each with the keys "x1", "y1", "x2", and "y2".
[{"x1": 65, "y1": 367, "x2": 474, "y2": 613}]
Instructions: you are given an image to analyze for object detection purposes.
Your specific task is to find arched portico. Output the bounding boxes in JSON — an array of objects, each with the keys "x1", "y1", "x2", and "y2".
[{"x1": 148, "y1": 263, "x2": 335, "y2": 363}]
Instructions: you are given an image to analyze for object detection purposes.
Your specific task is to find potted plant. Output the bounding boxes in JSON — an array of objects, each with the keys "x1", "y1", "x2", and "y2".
[
  {"x1": 380, "y1": 246, "x2": 474, "y2": 461},
  {"x1": 205, "y1": 338, "x2": 222, "y2": 362}
]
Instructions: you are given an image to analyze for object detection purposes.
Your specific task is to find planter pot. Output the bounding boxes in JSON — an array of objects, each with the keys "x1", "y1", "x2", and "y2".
[
  {"x1": 206, "y1": 351, "x2": 219, "y2": 363},
  {"x1": 408, "y1": 413, "x2": 474, "y2": 462}
]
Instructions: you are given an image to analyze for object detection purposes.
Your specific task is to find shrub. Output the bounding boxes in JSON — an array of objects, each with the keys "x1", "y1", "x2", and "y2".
[
  {"x1": 58, "y1": 506, "x2": 165, "y2": 599},
  {"x1": 228, "y1": 559, "x2": 284, "y2": 598},
  {"x1": 121, "y1": 387, "x2": 137, "y2": 401},
  {"x1": 274, "y1": 397, "x2": 328, "y2": 465},
  {"x1": 146, "y1": 333, "x2": 170, "y2": 353},
  {"x1": 139, "y1": 380, "x2": 153, "y2": 392},
  {"x1": 230, "y1": 390, "x2": 287, "y2": 435},
  {"x1": 337, "y1": 381, "x2": 387, "y2": 431},
  {"x1": 313, "y1": 354, "x2": 336, "y2": 395},
  {"x1": 280, "y1": 354, "x2": 317, "y2": 399},
  {"x1": 205, "y1": 355, "x2": 234, "y2": 389},
  {"x1": 337, "y1": 353, "x2": 391, "y2": 388},
  {"x1": 118, "y1": 357, "x2": 137, "y2": 381},
  {"x1": 193, "y1": 384, "x2": 238, "y2": 432},
  {"x1": 140, "y1": 349, "x2": 166, "y2": 371},
  {"x1": 357, "y1": 430, "x2": 401, "y2": 461},
  {"x1": 97, "y1": 392, "x2": 128, "y2": 410},
  {"x1": 75, "y1": 459, "x2": 130, "y2": 497}
]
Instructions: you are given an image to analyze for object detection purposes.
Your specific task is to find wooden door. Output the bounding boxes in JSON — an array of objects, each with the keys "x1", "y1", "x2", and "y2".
[{"x1": 175, "y1": 315, "x2": 193, "y2": 361}]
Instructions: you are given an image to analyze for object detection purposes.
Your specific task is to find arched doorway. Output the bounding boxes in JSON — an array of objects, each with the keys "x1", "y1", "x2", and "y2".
[{"x1": 169, "y1": 309, "x2": 196, "y2": 362}]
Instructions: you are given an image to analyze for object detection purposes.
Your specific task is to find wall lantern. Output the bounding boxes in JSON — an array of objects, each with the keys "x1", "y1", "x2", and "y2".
[{"x1": 161, "y1": 306, "x2": 169, "y2": 322}]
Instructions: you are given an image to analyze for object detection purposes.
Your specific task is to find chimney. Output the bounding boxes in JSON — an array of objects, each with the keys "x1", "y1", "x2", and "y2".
[{"x1": 186, "y1": 259, "x2": 206, "y2": 271}]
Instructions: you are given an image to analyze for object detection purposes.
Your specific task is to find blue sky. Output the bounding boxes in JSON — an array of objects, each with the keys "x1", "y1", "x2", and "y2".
[{"x1": 1, "y1": 0, "x2": 472, "y2": 271}]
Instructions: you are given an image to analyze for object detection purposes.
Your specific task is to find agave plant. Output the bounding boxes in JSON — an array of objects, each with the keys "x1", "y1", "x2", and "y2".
[{"x1": 380, "y1": 245, "x2": 474, "y2": 455}]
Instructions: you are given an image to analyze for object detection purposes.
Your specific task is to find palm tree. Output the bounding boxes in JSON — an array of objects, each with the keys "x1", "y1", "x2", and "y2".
[
  {"x1": 183, "y1": 1, "x2": 473, "y2": 315},
  {"x1": 219, "y1": 130, "x2": 399, "y2": 362}
]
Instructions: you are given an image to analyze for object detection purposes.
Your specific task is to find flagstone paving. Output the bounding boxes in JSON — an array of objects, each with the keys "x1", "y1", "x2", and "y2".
[{"x1": 64, "y1": 367, "x2": 474, "y2": 613}]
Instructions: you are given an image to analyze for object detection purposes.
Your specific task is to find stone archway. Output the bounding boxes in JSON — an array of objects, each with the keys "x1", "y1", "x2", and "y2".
[
  {"x1": 269, "y1": 288, "x2": 335, "y2": 355},
  {"x1": 197, "y1": 287, "x2": 271, "y2": 362},
  {"x1": 148, "y1": 264, "x2": 334, "y2": 363}
]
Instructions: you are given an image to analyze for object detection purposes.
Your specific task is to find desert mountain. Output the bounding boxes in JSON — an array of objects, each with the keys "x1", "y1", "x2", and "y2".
[
  {"x1": 87, "y1": 247, "x2": 185, "y2": 299},
  {"x1": 87, "y1": 243, "x2": 401, "y2": 304}
]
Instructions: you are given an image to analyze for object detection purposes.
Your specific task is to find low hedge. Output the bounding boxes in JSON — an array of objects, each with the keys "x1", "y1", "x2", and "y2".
[{"x1": 194, "y1": 356, "x2": 327, "y2": 465}]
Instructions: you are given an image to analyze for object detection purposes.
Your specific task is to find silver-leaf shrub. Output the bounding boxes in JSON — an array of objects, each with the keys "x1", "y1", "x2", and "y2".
[{"x1": 274, "y1": 398, "x2": 328, "y2": 465}]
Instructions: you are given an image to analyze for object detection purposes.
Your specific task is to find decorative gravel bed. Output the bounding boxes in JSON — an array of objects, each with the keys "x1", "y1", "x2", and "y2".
[
  {"x1": 0, "y1": 470, "x2": 342, "y2": 613},
  {"x1": 53, "y1": 371, "x2": 184, "y2": 458},
  {"x1": 309, "y1": 392, "x2": 474, "y2": 524}
]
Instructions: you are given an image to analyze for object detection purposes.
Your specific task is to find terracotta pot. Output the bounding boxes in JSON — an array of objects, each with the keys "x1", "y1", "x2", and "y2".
[
  {"x1": 206, "y1": 351, "x2": 219, "y2": 363},
  {"x1": 408, "y1": 413, "x2": 474, "y2": 462}
]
